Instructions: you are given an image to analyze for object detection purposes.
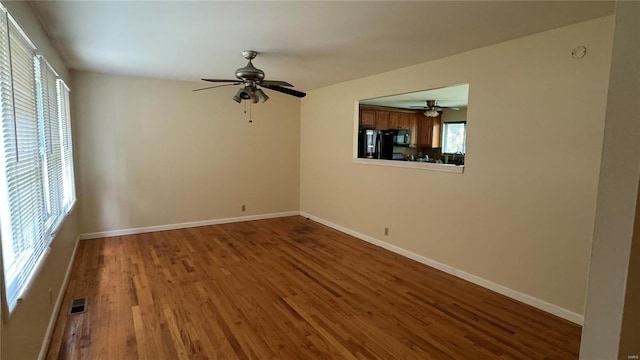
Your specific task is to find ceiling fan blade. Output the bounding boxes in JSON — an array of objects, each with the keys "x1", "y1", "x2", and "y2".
[
  {"x1": 192, "y1": 83, "x2": 237, "y2": 92},
  {"x1": 262, "y1": 84, "x2": 306, "y2": 98},
  {"x1": 201, "y1": 79, "x2": 241, "y2": 83},
  {"x1": 261, "y1": 80, "x2": 293, "y2": 87}
]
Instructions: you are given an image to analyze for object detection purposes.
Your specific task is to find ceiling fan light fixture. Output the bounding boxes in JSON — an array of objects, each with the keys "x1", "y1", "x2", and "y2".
[
  {"x1": 255, "y1": 88, "x2": 269, "y2": 103},
  {"x1": 424, "y1": 109, "x2": 439, "y2": 117},
  {"x1": 233, "y1": 86, "x2": 258, "y2": 103},
  {"x1": 232, "y1": 88, "x2": 244, "y2": 103}
]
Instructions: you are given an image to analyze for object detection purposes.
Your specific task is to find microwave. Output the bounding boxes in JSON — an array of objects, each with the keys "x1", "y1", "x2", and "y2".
[{"x1": 393, "y1": 129, "x2": 411, "y2": 146}]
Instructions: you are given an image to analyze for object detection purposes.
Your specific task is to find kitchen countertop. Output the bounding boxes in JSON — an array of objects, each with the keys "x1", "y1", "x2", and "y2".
[{"x1": 353, "y1": 157, "x2": 464, "y2": 174}]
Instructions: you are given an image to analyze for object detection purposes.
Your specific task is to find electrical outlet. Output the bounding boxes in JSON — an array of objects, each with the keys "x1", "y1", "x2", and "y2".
[
  {"x1": 384, "y1": 227, "x2": 389, "y2": 236},
  {"x1": 241, "y1": 205, "x2": 246, "y2": 212}
]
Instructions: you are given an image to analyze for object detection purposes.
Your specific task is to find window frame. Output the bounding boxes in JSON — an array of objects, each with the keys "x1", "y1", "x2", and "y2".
[{"x1": 441, "y1": 121, "x2": 467, "y2": 155}]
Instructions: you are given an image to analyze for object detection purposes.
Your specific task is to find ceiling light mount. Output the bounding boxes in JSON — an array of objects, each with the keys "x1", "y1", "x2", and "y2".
[{"x1": 242, "y1": 50, "x2": 258, "y2": 60}]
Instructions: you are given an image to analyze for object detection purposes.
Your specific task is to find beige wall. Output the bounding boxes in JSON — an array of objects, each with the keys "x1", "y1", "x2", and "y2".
[
  {"x1": 0, "y1": 2, "x2": 79, "y2": 359},
  {"x1": 580, "y1": 1, "x2": 640, "y2": 358},
  {"x1": 441, "y1": 107, "x2": 467, "y2": 123},
  {"x1": 300, "y1": 16, "x2": 613, "y2": 316},
  {"x1": 72, "y1": 71, "x2": 301, "y2": 235}
]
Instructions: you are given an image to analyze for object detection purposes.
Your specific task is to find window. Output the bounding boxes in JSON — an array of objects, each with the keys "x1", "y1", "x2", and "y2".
[
  {"x1": 442, "y1": 122, "x2": 466, "y2": 154},
  {"x1": 0, "y1": 5, "x2": 76, "y2": 314},
  {"x1": 58, "y1": 80, "x2": 75, "y2": 210}
]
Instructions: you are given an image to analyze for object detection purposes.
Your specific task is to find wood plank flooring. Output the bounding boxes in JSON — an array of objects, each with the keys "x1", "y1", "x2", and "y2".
[{"x1": 46, "y1": 216, "x2": 581, "y2": 359}]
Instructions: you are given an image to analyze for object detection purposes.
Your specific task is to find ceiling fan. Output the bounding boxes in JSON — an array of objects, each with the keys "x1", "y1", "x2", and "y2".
[
  {"x1": 194, "y1": 50, "x2": 306, "y2": 103},
  {"x1": 410, "y1": 100, "x2": 459, "y2": 117}
]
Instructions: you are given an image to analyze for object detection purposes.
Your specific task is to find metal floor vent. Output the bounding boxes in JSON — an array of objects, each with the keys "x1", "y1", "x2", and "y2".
[{"x1": 69, "y1": 297, "x2": 87, "y2": 315}]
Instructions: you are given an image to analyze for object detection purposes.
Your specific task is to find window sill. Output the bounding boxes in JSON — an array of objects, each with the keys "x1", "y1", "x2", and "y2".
[{"x1": 352, "y1": 158, "x2": 464, "y2": 174}]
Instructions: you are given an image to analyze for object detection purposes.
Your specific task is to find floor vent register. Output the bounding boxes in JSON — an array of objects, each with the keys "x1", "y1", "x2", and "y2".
[{"x1": 69, "y1": 297, "x2": 87, "y2": 315}]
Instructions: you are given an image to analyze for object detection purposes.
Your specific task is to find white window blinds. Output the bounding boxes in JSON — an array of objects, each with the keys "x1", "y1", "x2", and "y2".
[
  {"x1": 0, "y1": 6, "x2": 76, "y2": 314},
  {"x1": 57, "y1": 79, "x2": 75, "y2": 210},
  {"x1": 37, "y1": 56, "x2": 64, "y2": 227}
]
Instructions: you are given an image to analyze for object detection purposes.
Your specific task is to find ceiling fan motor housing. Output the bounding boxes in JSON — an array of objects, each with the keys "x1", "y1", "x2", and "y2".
[{"x1": 235, "y1": 60, "x2": 265, "y2": 83}]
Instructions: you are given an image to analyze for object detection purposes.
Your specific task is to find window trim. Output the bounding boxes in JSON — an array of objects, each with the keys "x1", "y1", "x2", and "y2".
[{"x1": 441, "y1": 121, "x2": 467, "y2": 155}]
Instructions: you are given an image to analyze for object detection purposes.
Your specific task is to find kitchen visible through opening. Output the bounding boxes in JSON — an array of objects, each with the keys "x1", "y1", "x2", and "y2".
[{"x1": 357, "y1": 84, "x2": 468, "y2": 167}]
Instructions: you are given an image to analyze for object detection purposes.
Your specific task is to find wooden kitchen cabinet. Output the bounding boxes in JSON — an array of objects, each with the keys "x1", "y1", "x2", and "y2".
[
  {"x1": 397, "y1": 112, "x2": 410, "y2": 129},
  {"x1": 390, "y1": 112, "x2": 411, "y2": 129},
  {"x1": 375, "y1": 111, "x2": 390, "y2": 130},
  {"x1": 389, "y1": 112, "x2": 400, "y2": 129},
  {"x1": 431, "y1": 115, "x2": 442, "y2": 148},
  {"x1": 409, "y1": 113, "x2": 442, "y2": 148},
  {"x1": 418, "y1": 116, "x2": 433, "y2": 147},
  {"x1": 409, "y1": 113, "x2": 419, "y2": 147},
  {"x1": 361, "y1": 106, "x2": 412, "y2": 130},
  {"x1": 361, "y1": 104, "x2": 439, "y2": 147},
  {"x1": 360, "y1": 109, "x2": 376, "y2": 128}
]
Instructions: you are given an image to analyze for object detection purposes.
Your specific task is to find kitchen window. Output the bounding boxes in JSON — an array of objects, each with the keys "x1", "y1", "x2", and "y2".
[{"x1": 442, "y1": 122, "x2": 466, "y2": 154}]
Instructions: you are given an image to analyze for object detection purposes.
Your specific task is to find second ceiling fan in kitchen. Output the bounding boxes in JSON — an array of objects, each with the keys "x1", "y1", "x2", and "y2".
[
  {"x1": 194, "y1": 50, "x2": 306, "y2": 103},
  {"x1": 410, "y1": 100, "x2": 459, "y2": 117}
]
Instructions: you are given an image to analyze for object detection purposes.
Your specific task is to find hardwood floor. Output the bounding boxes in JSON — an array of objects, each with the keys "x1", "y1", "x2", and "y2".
[{"x1": 46, "y1": 216, "x2": 581, "y2": 359}]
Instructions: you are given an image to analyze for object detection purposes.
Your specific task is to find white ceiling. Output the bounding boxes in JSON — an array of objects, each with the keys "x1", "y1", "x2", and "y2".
[{"x1": 30, "y1": 1, "x2": 614, "y2": 92}]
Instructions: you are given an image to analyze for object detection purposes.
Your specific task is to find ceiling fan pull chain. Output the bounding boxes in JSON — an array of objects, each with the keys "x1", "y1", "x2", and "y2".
[{"x1": 249, "y1": 101, "x2": 253, "y2": 123}]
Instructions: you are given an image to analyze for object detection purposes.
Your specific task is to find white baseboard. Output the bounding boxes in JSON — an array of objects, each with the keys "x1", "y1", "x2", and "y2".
[
  {"x1": 299, "y1": 211, "x2": 584, "y2": 325},
  {"x1": 79, "y1": 211, "x2": 300, "y2": 240},
  {"x1": 38, "y1": 235, "x2": 81, "y2": 360}
]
